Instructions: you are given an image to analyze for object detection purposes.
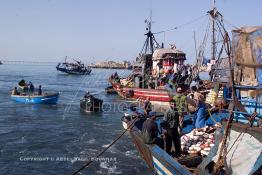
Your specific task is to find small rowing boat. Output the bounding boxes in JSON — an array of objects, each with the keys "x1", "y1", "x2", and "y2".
[{"x1": 11, "y1": 92, "x2": 59, "y2": 104}]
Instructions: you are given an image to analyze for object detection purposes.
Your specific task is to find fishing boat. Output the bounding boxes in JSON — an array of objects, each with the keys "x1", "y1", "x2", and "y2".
[
  {"x1": 109, "y1": 21, "x2": 193, "y2": 105},
  {"x1": 56, "y1": 56, "x2": 91, "y2": 75},
  {"x1": 80, "y1": 94, "x2": 103, "y2": 112},
  {"x1": 11, "y1": 92, "x2": 59, "y2": 104},
  {"x1": 122, "y1": 2, "x2": 262, "y2": 174}
]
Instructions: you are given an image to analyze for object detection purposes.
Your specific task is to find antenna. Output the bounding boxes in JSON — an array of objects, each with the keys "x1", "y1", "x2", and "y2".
[
  {"x1": 213, "y1": 0, "x2": 216, "y2": 9},
  {"x1": 150, "y1": 0, "x2": 152, "y2": 26}
]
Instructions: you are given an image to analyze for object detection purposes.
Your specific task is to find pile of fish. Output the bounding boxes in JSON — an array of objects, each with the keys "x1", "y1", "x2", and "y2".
[{"x1": 181, "y1": 125, "x2": 219, "y2": 156}]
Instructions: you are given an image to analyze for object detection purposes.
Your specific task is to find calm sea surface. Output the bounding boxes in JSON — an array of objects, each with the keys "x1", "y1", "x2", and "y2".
[{"x1": 0, "y1": 64, "x2": 147, "y2": 175}]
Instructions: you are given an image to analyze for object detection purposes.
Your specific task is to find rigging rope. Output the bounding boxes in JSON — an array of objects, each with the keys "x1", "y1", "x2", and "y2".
[
  {"x1": 153, "y1": 14, "x2": 208, "y2": 34},
  {"x1": 223, "y1": 17, "x2": 239, "y2": 30}
]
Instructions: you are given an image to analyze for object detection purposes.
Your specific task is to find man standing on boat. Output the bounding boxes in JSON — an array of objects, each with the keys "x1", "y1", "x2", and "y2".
[
  {"x1": 190, "y1": 86, "x2": 206, "y2": 128},
  {"x1": 143, "y1": 97, "x2": 152, "y2": 115},
  {"x1": 172, "y1": 87, "x2": 188, "y2": 128},
  {"x1": 162, "y1": 107, "x2": 182, "y2": 156},
  {"x1": 38, "y1": 85, "x2": 42, "y2": 95}
]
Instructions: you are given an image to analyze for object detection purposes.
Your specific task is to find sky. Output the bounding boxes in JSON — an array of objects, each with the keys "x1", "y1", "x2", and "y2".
[{"x1": 0, "y1": 0, "x2": 261, "y2": 63}]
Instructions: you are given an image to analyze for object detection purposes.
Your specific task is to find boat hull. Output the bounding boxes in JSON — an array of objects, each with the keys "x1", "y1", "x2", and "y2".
[
  {"x1": 124, "y1": 117, "x2": 192, "y2": 175},
  {"x1": 80, "y1": 98, "x2": 103, "y2": 112},
  {"x1": 56, "y1": 66, "x2": 91, "y2": 75},
  {"x1": 11, "y1": 93, "x2": 59, "y2": 104},
  {"x1": 109, "y1": 79, "x2": 172, "y2": 103}
]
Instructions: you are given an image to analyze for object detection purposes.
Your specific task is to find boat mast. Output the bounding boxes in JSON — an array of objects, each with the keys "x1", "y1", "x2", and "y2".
[
  {"x1": 140, "y1": 2, "x2": 160, "y2": 55},
  {"x1": 211, "y1": 0, "x2": 216, "y2": 61}
]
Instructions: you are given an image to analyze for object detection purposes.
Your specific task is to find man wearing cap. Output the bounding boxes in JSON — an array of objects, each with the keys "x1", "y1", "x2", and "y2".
[{"x1": 172, "y1": 87, "x2": 188, "y2": 128}]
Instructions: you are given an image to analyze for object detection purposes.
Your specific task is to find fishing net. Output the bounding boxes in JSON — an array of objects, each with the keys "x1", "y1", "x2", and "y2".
[{"x1": 232, "y1": 26, "x2": 262, "y2": 86}]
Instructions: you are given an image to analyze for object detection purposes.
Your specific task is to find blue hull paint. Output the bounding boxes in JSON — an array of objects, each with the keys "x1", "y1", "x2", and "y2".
[{"x1": 11, "y1": 93, "x2": 59, "y2": 104}]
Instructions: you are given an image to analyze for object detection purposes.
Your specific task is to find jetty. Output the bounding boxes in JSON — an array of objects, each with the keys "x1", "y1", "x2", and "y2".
[{"x1": 89, "y1": 60, "x2": 132, "y2": 69}]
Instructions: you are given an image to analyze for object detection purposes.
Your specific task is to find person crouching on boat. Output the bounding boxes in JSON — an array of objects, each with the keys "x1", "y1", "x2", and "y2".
[
  {"x1": 12, "y1": 87, "x2": 19, "y2": 95},
  {"x1": 143, "y1": 97, "x2": 152, "y2": 115},
  {"x1": 142, "y1": 112, "x2": 163, "y2": 149},
  {"x1": 162, "y1": 107, "x2": 182, "y2": 156},
  {"x1": 84, "y1": 91, "x2": 94, "y2": 101}
]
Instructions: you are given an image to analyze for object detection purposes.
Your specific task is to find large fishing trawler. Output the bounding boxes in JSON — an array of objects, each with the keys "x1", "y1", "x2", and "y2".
[{"x1": 109, "y1": 19, "x2": 193, "y2": 105}]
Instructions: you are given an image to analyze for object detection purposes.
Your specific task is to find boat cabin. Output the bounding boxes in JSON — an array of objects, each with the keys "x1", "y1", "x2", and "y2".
[{"x1": 152, "y1": 45, "x2": 186, "y2": 77}]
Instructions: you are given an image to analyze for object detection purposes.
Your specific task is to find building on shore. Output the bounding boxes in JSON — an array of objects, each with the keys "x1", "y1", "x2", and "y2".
[{"x1": 90, "y1": 60, "x2": 132, "y2": 69}]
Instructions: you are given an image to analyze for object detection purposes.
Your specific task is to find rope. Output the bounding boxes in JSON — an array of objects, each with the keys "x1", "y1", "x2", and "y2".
[
  {"x1": 207, "y1": 108, "x2": 222, "y2": 127},
  {"x1": 70, "y1": 117, "x2": 139, "y2": 175},
  {"x1": 153, "y1": 14, "x2": 208, "y2": 34},
  {"x1": 223, "y1": 17, "x2": 239, "y2": 30}
]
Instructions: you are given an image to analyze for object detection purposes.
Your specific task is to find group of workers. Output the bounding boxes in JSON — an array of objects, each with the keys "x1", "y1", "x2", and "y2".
[
  {"x1": 12, "y1": 80, "x2": 42, "y2": 96},
  {"x1": 147, "y1": 64, "x2": 194, "y2": 90},
  {"x1": 141, "y1": 84, "x2": 209, "y2": 157}
]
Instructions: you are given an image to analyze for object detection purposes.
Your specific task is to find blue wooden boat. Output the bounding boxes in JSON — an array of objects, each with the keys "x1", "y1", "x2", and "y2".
[{"x1": 11, "y1": 92, "x2": 59, "y2": 104}]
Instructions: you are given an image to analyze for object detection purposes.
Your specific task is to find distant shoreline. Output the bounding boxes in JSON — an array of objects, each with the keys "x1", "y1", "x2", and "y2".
[{"x1": 89, "y1": 66, "x2": 132, "y2": 70}]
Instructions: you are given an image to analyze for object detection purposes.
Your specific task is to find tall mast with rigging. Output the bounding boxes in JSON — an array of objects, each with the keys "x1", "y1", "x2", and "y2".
[
  {"x1": 140, "y1": 1, "x2": 160, "y2": 55},
  {"x1": 211, "y1": 0, "x2": 216, "y2": 61}
]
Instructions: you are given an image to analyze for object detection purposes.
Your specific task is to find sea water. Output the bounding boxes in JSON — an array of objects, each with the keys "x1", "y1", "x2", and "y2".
[{"x1": 0, "y1": 64, "x2": 147, "y2": 175}]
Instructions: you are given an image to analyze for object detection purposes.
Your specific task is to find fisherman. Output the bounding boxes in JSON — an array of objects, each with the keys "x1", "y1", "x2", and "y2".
[
  {"x1": 29, "y1": 82, "x2": 34, "y2": 92},
  {"x1": 191, "y1": 86, "x2": 204, "y2": 102},
  {"x1": 84, "y1": 91, "x2": 91, "y2": 98},
  {"x1": 167, "y1": 73, "x2": 176, "y2": 89},
  {"x1": 143, "y1": 97, "x2": 152, "y2": 115},
  {"x1": 190, "y1": 75, "x2": 201, "y2": 89},
  {"x1": 18, "y1": 79, "x2": 26, "y2": 86},
  {"x1": 12, "y1": 87, "x2": 19, "y2": 95},
  {"x1": 84, "y1": 91, "x2": 94, "y2": 101},
  {"x1": 198, "y1": 80, "x2": 204, "y2": 91},
  {"x1": 172, "y1": 87, "x2": 188, "y2": 128},
  {"x1": 222, "y1": 83, "x2": 231, "y2": 100},
  {"x1": 191, "y1": 86, "x2": 207, "y2": 128},
  {"x1": 114, "y1": 72, "x2": 120, "y2": 83},
  {"x1": 142, "y1": 112, "x2": 163, "y2": 148},
  {"x1": 162, "y1": 107, "x2": 182, "y2": 156},
  {"x1": 147, "y1": 77, "x2": 155, "y2": 89},
  {"x1": 38, "y1": 85, "x2": 42, "y2": 95}
]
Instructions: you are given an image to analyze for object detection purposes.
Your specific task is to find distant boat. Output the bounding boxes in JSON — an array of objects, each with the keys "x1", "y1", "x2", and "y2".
[
  {"x1": 0, "y1": 60, "x2": 2, "y2": 65},
  {"x1": 11, "y1": 92, "x2": 59, "y2": 104},
  {"x1": 56, "y1": 56, "x2": 91, "y2": 75}
]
